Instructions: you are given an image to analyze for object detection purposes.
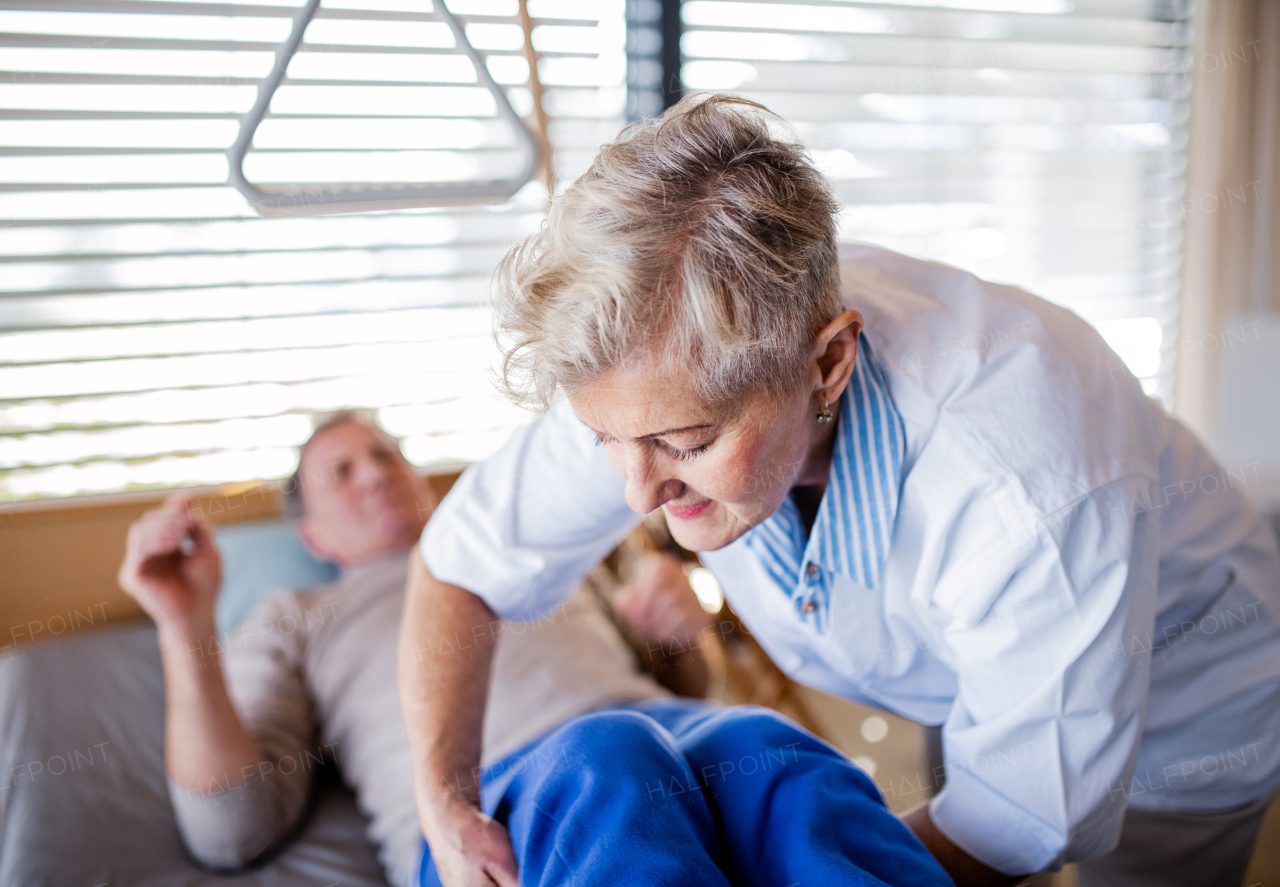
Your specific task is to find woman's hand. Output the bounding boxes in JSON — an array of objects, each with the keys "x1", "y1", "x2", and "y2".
[
  {"x1": 423, "y1": 796, "x2": 519, "y2": 887},
  {"x1": 615, "y1": 552, "x2": 715, "y2": 645},
  {"x1": 902, "y1": 804, "x2": 1025, "y2": 887},
  {"x1": 399, "y1": 557, "x2": 513, "y2": 886},
  {"x1": 118, "y1": 493, "x2": 222, "y2": 639}
]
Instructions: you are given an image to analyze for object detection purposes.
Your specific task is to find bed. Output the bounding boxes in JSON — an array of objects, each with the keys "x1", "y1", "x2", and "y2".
[
  {"x1": 0, "y1": 491, "x2": 869, "y2": 886},
  {"x1": 0, "y1": 517, "x2": 394, "y2": 887}
]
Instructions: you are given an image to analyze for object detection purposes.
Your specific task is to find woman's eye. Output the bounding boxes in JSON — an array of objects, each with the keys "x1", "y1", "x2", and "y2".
[{"x1": 670, "y1": 442, "x2": 711, "y2": 462}]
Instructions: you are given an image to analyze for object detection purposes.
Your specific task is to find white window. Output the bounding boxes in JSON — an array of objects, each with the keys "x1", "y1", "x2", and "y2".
[
  {"x1": 0, "y1": 0, "x2": 626, "y2": 500},
  {"x1": 0, "y1": 0, "x2": 1191, "y2": 500},
  {"x1": 683, "y1": 0, "x2": 1192, "y2": 399}
]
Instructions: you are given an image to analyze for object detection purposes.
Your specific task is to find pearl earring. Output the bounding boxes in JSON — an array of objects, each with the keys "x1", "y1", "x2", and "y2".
[{"x1": 815, "y1": 401, "x2": 832, "y2": 424}]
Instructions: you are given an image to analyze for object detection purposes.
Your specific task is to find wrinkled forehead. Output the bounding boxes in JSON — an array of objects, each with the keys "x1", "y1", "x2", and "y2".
[
  {"x1": 297, "y1": 420, "x2": 404, "y2": 492},
  {"x1": 572, "y1": 359, "x2": 707, "y2": 415},
  {"x1": 305, "y1": 419, "x2": 390, "y2": 458},
  {"x1": 569, "y1": 362, "x2": 781, "y2": 439}
]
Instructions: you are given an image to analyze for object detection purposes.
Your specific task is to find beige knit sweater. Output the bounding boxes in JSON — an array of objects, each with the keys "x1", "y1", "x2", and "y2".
[{"x1": 167, "y1": 552, "x2": 668, "y2": 885}]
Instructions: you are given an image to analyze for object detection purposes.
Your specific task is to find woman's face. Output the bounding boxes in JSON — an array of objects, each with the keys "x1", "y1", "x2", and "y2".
[{"x1": 569, "y1": 364, "x2": 822, "y2": 553}]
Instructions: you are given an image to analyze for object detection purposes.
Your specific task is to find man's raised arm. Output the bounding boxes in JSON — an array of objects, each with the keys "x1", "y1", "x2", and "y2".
[
  {"x1": 119, "y1": 495, "x2": 315, "y2": 870},
  {"x1": 398, "y1": 550, "x2": 518, "y2": 887},
  {"x1": 118, "y1": 495, "x2": 262, "y2": 794}
]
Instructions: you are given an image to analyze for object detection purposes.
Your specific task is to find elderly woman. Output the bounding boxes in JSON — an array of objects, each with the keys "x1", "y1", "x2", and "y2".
[{"x1": 399, "y1": 95, "x2": 1280, "y2": 887}]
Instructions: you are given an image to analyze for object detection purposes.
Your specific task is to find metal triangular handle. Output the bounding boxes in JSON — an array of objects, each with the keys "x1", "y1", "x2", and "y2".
[{"x1": 227, "y1": 0, "x2": 543, "y2": 217}]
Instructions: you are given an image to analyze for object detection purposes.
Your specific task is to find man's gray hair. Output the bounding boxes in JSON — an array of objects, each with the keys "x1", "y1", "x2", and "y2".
[
  {"x1": 283, "y1": 409, "x2": 395, "y2": 518},
  {"x1": 492, "y1": 92, "x2": 843, "y2": 412}
]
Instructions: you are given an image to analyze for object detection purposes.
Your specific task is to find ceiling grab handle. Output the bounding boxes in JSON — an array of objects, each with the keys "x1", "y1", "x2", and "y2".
[{"x1": 226, "y1": 0, "x2": 543, "y2": 217}]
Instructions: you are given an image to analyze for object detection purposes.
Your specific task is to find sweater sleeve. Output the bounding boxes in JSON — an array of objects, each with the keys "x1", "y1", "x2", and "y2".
[{"x1": 167, "y1": 592, "x2": 322, "y2": 870}]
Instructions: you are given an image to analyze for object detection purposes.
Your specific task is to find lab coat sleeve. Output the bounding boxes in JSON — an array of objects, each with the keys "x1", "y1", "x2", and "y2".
[
  {"x1": 928, "y1": 475, "x2": 1161, "y2": 875},
  {"x1": 421, "y1": 395, "x2": 643, "y2": 620}
]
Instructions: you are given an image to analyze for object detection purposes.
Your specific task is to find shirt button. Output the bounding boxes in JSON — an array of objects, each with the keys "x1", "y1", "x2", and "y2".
[
  {"x1": 801, "y1": 601, "x2": 818, "y2": 614},
  {"x1": 806, "y1": 562, "x2": 818, "y2": 577}
]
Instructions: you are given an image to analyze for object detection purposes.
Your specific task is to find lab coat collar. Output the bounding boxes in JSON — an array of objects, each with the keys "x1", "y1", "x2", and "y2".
[{"x1": 741, "y1": 336, "x2": 906, "y2": 631}]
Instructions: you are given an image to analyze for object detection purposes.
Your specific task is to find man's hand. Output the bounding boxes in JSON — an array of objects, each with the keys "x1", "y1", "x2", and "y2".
[
  {"x1": 119, "y1": 493, "x2": 222, "y2": 637},
  {"x1": 118, "y1": 493, "x2": 260, "y2": 792},
  {"x1": 613, "y1": 552, "x2": 716, "y2": 698},
  {"x1": 615, "y1": 552, "x2": 715, "y2": 645},
  {"x1": 422, "y1": 797, "x2": 519, "y2": 887}
]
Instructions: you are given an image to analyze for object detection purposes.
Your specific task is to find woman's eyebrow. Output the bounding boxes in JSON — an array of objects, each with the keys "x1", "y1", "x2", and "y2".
[
  {"x1": 636, "y1": 423, "x2": 716, "y2": 441},
  {"x1": 585, "y1": 422, "x2": 717, "y2": 441}
]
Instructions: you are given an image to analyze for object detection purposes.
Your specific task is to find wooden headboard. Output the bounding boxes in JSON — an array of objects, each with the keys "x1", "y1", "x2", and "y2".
[
  {"x1": 0, "y1": 467, "x2": 464, "y2": 653},
  {"x1": 0, "y1": 471, "x2": 839, "y2": 744}
]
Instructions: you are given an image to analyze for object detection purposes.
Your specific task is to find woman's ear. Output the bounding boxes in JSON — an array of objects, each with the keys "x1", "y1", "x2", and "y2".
[{"x1": 812, "y1": 309, "x2": 863, "y2": 401}]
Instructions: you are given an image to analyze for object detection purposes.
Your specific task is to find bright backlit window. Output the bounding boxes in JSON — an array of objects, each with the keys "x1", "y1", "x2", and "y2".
[
  {"x1": 1, "y1": 0, "x2": 1191, "y2": 500},
  {"x1": 0, "y1": 0, "x2": 626, "y2": 500},
  {"x1": 683, "y1": 0, "x2": 1192, "y2": 400}
]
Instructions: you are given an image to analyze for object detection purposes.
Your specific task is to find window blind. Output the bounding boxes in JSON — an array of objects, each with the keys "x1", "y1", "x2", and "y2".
[
  {"x1": 3, "y1": 0, "x2": 1194, "y2": 502},
  {"x1": 681, "y1": 0, "x2": 1192, "y2": 400},
  {"x1": 0, "y1": 0, "x2": 626, "y2": 500}
]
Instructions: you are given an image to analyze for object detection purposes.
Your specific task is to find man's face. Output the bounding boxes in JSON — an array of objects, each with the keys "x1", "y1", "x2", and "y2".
[{"x1": 295, "y1": 421, "x2": 435, "y2": 567}]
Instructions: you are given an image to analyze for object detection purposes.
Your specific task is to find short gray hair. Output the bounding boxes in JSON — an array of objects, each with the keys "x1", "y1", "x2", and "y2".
[{"x1": 493, "y1": 93, "x2": 842, "y2": 412}]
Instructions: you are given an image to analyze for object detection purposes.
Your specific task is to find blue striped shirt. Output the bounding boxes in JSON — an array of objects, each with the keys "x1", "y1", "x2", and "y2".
[{"x1": 741, "y1": 336, "x2": 906, "y2": 633}]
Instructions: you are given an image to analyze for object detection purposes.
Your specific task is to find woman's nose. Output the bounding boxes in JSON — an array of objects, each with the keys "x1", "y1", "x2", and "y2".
[{"x1": 623, "y1": 447, "x2": 681, "y2": 514}]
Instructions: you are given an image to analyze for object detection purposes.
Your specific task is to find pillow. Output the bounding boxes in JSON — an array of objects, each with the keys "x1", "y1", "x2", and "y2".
[{"x1": 213, "y1": 519, "x2": 339, "y2": 635}]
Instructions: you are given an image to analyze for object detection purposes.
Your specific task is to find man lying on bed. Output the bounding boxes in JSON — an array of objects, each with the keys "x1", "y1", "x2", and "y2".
[{"x1": 118, "y1": 414, "x2": 950, "y2": 887}]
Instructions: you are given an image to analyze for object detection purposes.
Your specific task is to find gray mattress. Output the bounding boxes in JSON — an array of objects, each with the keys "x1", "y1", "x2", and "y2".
[{"x1": 0, "y1": 620, "x2": 393, "y2": 887}]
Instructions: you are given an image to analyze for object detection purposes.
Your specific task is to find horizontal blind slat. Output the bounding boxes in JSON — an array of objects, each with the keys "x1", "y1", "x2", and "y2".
[
  {"x1": 683, "y1": 0, "x2": 1190, "y2": 408},
  {"x1": 1, "y1": 0, "x2": 1190, "y2": 498},
  {"x1": 0, "y1": 0, "x2": 623, "y2": 498}
]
